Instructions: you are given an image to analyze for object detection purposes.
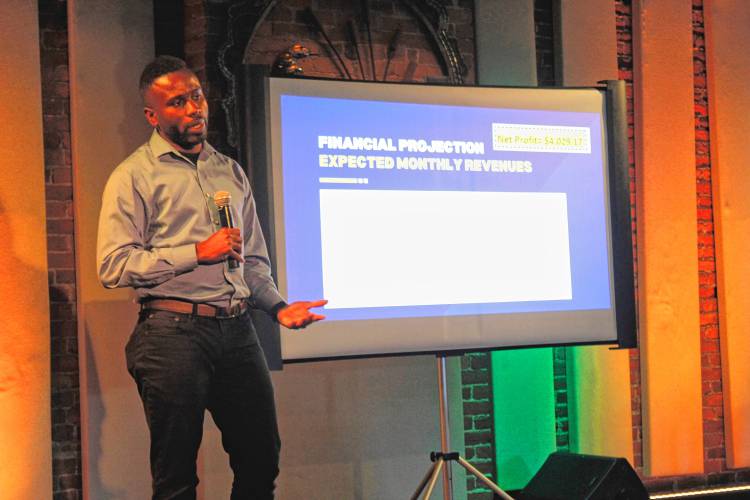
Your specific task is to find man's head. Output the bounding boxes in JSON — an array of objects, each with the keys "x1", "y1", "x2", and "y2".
[{"x1": 139, "y1": 56, "x2": 208, "y2": 153}]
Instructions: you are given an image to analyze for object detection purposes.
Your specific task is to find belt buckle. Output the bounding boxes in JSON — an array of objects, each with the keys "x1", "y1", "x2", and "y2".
[{"x1": 216, "y1": 302, "x2": 243, "y2": 319}]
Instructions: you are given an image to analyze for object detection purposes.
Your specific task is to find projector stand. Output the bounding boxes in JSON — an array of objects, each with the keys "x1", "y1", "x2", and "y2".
[
  {"x1": 410, "y1": 451, "x2": 513, "y2": 500},
  {"x1": 410, "y1": 355, "x2": 514, "y2": 500}
]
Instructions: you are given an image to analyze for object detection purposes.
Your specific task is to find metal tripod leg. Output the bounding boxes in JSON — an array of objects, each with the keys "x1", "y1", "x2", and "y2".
[
  {"x1": 455, "y1": 455, "x2": 514, "y2": 500},
  {"x1": 412, "y1": 452, "x2": 514, "y2": 500},
  {"x1": 410, "y1": 457, "x2": 445, "y2": 500}
]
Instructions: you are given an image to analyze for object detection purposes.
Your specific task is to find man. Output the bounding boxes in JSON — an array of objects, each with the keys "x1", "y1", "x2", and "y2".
[{"x1": 97, "y1": 55, "x2": 326, "y2": 499}]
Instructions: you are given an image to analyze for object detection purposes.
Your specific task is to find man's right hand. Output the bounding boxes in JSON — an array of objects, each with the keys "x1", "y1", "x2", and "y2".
[{"x1": 195, "y1": 228, "x2": 244, "y2": 264}]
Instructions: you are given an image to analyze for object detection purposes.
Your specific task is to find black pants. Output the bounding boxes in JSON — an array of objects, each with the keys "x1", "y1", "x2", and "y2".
[{"x1": 125, "y1": 309, "x2": 280, "y2": 500}]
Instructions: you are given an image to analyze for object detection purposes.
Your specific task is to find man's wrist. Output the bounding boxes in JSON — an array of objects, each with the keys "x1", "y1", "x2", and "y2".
[{"x1": 269, "y1": 301, "x2": 288, "y2": 323}]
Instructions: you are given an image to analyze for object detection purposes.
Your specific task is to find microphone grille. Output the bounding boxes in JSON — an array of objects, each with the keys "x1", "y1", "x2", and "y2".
[{"x1": 214, "y1": 191, "x2": 231, "y2": 208}]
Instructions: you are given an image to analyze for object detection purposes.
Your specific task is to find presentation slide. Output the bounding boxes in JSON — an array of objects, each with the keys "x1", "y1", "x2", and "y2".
[
  {"x1": 267, "y1": 79, "x2": 618, "y2": 359},
  {"x1": 279, "y1": 96, "x2": 609, "y2": 318}
]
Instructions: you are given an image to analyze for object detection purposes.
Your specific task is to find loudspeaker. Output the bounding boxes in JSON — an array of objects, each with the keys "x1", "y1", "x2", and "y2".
[{"x1": 521, "y1": 452, "x2": 648, "y2": 500}]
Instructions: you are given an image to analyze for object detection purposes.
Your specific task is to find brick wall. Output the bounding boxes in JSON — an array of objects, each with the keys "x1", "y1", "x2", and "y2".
[
  {"x1": 614, "y1": 0, "x2": 642, "y2": 474},
  {"x1": 643, "y1": 0, "x2": 748, "y2": 491},
  {"x1": 461, "y1": 352, "x2": 496, "y2": 498},
  {"x1": 534, "y1": 0, "x2": 557, "y2": 87},
  {"x1": 154, "y1": 0, "x2": 185, "y2": 59},
  {"x1": 185, "y1": 0, "x2": 230, "y2": 155},
  {"x1": 617, "y1": 0, "x2": 750, "y2": 491},
  {"x1": 38, "y1": 0, "x2": 81, "y2": 499},
  {"x1": 692, "y1": 0, "x2": 725, "y2": 479}
]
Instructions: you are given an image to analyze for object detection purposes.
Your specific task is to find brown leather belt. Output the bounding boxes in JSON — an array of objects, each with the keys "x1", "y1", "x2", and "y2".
[{"x1": 140, "y1": 298, "x2": 248, "y2": 318}]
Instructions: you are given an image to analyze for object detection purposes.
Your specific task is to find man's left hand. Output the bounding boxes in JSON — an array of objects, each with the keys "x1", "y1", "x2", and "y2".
[{"x1": 276, "y1": 299, "x2": 327, "y2": 329}]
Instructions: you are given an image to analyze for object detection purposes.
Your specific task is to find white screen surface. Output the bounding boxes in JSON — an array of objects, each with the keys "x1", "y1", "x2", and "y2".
[
  {"x1": 266, "y1": 78, "x2": 618, "y2": 360},
  {"x1": 319, "y1": 190, "x2": 572, "y2": 308}
]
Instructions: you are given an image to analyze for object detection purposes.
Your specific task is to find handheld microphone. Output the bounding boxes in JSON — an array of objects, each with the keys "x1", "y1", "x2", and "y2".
[{"x1": 214, "y1": 191, "x2": 240, "y2": 270}]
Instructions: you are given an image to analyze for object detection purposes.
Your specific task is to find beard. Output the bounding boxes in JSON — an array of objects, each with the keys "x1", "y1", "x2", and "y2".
[{"x1": 162, "y1": 121, "x2": 207, "y2": 150}]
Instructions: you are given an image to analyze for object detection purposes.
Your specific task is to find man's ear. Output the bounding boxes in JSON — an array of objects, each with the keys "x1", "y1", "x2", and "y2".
[{"x1": 144, "y1": 107, "x2": 158, "y2": 128}]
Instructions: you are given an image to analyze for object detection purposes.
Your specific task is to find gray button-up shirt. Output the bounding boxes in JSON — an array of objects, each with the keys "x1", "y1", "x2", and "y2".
[{"x1": 97, "y1": 130, "x2": 284, "y2": 311}]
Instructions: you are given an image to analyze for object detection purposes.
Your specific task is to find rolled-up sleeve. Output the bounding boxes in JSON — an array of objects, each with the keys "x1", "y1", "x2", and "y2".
[{"x1": 97, "y1": 166, "x2": 197, "y2": 289}]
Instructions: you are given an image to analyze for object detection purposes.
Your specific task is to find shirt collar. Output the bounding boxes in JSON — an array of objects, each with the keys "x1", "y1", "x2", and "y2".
[{"x1": 148, "y1": 129, "x2": 216, "y2": 162}]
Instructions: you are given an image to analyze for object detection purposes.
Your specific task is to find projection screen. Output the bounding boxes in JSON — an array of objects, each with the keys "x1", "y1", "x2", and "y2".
[{"x1": 259, "y1": 77, "x2": 634, "y2": 361}]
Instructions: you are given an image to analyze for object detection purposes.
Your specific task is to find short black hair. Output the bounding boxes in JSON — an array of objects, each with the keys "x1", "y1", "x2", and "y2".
[{"x1": 139, "y1": 55, "x2": 189, "y2": 97}]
